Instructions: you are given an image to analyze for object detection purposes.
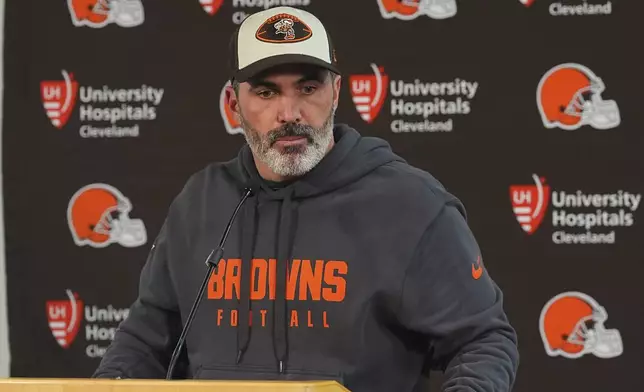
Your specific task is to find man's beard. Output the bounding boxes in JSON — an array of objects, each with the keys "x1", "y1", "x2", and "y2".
[{"x1": 239, "y1": 106, "x2": 335, "y2": 178}]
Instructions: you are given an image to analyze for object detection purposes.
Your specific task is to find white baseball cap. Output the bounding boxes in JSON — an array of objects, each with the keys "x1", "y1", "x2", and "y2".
[{"x1": 229, "y1": 6, "x2": 340, "y2": 83}]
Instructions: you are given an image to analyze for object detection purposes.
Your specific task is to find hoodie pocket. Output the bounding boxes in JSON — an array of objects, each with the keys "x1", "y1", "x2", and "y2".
[{"x1": 194, "y1": 363, "x2": 344, "y2": 385}]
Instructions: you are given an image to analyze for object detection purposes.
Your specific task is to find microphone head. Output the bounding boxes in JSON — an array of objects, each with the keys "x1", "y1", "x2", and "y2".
[{"x1": 243, "y1": 186, "x2": 256, "y2": 196}]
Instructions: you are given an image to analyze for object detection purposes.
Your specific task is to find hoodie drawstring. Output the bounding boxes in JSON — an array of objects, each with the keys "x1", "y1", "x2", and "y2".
[
  {"x1": 235, "y1": 187, "x2": 297, "y2": 375},
  {"x1": 236, "y1": 193, "x2": 258, "y2": 365},
  {"x1": 273, "y1": 188, "x2": 295, "y2": 374}
]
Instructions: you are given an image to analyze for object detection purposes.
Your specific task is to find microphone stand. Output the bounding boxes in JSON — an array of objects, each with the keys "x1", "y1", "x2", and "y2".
[{"x1": 165, "y1": 187, "x2": 254, "y2": 380}]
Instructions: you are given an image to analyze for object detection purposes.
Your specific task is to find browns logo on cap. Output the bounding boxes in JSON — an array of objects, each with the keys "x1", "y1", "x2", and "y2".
[
  {"x1": 229, "y1": 6, "x2": 340, "y2": 83},
  {"x1": 255, "y1": 13, "x2": 313, "y2": 44}
]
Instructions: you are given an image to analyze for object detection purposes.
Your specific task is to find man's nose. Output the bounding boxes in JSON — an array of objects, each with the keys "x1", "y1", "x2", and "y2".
[{"x1": 276, "y1": 96, "x2": 302, "y2": 123}]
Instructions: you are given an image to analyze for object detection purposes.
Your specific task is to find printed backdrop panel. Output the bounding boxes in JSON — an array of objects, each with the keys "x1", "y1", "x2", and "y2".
[{"x1": 2, "y1": 0, "x2": 642, "y2": 391}]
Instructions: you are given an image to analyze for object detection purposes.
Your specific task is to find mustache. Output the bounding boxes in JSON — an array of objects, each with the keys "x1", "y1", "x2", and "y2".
[{"x1": 268, "y1": 122, "x2": 315, "y2": 145}]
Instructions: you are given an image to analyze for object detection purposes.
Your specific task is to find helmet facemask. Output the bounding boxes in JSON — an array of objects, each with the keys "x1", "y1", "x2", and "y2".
[
  {"x1": 567, "y1": 310, "x2": 623, "y2": 358},
  {"x1": 94, "y1": 202, "x2": 147, "y2": 247},
  {"x1": 565, "y1": 79, "x2": 620, "y2": 130}
]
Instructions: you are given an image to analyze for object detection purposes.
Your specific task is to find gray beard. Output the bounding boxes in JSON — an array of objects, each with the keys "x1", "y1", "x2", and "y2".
[{"x1": 239, "y1": 107, "x2": 335, "y2": 178}]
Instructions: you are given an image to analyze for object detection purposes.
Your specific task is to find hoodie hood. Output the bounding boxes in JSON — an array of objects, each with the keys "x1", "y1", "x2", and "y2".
[{"x1": 222, "y1": 124, "x2": 405, "y2": 373}]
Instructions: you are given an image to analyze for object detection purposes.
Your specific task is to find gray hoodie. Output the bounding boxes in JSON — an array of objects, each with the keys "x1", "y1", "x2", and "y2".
[{"x1": 93, "y1": 124, "x2": 519, "y2": 391}]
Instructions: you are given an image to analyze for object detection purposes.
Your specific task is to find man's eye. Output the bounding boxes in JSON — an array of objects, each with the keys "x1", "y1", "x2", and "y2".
[
  {"x1": 256, "y1": 90, "x2": 275, "y2": 98},
  {"x1": 301, "y1": 85, "x2": 317, "y2": 94}
]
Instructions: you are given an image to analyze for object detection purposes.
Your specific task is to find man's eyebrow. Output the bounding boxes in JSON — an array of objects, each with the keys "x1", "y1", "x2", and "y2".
[
  {"x1": 296, "y1": 72, "x2": 326, "y2": 84},
  {"x1": 248, "y1": 79, "x2": 279, "y2": 89}
]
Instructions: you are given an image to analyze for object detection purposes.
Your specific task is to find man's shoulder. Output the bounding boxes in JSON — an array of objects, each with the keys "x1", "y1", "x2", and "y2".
[
  {"x1": 351, "y1": 160, "x2": 469, "y2": 231},
  {"x1": 185, "y1": 160, "x2": 232, "y2": 186},
  {"x1": 171, "y1": 159, "x2": 240, "y2": 206},
  {"x1": 373, "y1": 160, "x2": 459, "y2": 206}
]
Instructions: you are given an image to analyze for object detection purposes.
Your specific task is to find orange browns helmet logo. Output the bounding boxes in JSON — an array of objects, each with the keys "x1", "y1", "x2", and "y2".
[
  {"x1": 350, "y1": 64, "x2": 389, "y2": 124},
  {"x1": 41, "y1": 70, "x2": 78, "y2": 130},
  {"x1": 540, "y1": 291, "x2": 623, "y2": 359},
  {"x1": 519, "y1": 0, "x2": 535, "y2": 6},
  {"x1": 377, "y1": 0, "x2": 457, "y2": 20},
  {"x1": 509, "y1": 174, "x2": 550, "y2": 235},
  {"x1": 67, "y1": 183, "x2": 147, "y2": 248},
  {"x1": 220, "y1": 81, "x2": 243, "y2": 135},
  {"x1": 46, "y1": 289, "x2": 83, "y2": 349},
  {"x1": 200, "y1": 0, "x2": 224, "y2": 16},
  {"x1": 67, "y1": 0, "x2": 144, "y2": 28},
  {"x1": 537, "y1": 63, "x2": 620, "y2": 131}
]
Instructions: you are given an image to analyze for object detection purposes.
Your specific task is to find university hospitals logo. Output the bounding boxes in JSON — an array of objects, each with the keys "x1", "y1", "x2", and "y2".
[
  {"x1": 521, "y1": 1, "x2": 612, "y2": 15},
  {"x1": 199, "y1": 0, "x2": 313, "y2": 25},
  {"x1": 349, "y1": 64, "x2": 389, "y2": 124},
  {"x1": 41, "y1": 70, "x2": 78, "y2": 130},
  {"x1": 47, "y1": 289, "x2": 83, "y2": 349},
  {"x1": 200, "y1": 0, "x2": 224, "y2": 15},
  {"x1": 537, "y1": 63, "x2": 620, "y2": 130},
  {"x1": 539, "y1": 291, "x2": 623, "y2": 359},
  {"x1": 377, "y1": 0, "x2": 457, "y2": 20},
  {"x1": 220, "y1": 81, "x2": 243, "y2": 135},
  {"x1": 41, "y1": 70, "x2": 165, "y2": 138},
  {"x1": 67, "y1": 183, "x2": 147, "y2": 248},
  {"x1": 510, "y1": 174, "x2": 641, "y2": 244},
  {"x1": 510, "y1": 174, "x2": 550, "y2": 234},
  {"x1": 350, "y1": 63, "x2": 478, "y2": 133},
  {"x1": 46, "y1": 290, "x2": 130, "y2": 358},
  {"x1": 67, "y1": 0, "x2": 145, "y2": 28},
  {"x1": 208, "y1": 259, "x2": 347, "y2": 328}
]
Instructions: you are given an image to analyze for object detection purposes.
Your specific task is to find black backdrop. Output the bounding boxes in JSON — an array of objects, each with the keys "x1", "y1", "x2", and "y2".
[{"x1": 3, "y1": 1, "x2": 643, "y2": 391}]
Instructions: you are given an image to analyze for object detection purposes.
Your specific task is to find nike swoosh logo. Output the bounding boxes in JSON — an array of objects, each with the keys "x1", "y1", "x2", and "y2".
[{"x1": 472, "y1": 255, "x2": 483, "y2": 280}]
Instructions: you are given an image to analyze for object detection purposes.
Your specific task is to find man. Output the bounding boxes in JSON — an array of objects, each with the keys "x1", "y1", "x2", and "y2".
[{"x1": 93, "y1": 6, "x2": 519, "y2": 391}]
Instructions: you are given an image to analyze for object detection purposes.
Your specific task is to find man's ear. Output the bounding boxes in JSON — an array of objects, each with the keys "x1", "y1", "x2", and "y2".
[
  {"x1": 225, "y1": 85, "x2": 240, "y2": 118},
  {"x1": 332, "y1": 75, "x2": 341, "y2": 109}
]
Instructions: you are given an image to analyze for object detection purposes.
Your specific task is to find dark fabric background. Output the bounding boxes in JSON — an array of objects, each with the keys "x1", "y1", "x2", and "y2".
[{"x1": 3, "y1": 1, "x2": 641, "y2": 391}]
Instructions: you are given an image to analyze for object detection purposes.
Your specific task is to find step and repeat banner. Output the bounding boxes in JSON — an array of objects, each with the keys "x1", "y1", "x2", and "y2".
[{"x1": 2, "y1": 1, "x2": 642, "y2": 391}]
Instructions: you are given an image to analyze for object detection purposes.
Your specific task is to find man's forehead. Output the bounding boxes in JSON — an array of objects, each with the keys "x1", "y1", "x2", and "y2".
[{"x1": 247, "y1": 64, "x2": 328, "y2": 85}]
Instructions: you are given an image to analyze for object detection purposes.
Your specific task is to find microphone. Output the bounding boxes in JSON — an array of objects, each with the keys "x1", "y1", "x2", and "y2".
[{"x1": 165, "y1": 187, "x2": 255, "y2": 380}]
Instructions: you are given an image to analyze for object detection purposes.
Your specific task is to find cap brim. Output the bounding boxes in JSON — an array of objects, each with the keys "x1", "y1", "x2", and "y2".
[{"x1": 233, "y1": 54, "x2": 341, "y2": 83}]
